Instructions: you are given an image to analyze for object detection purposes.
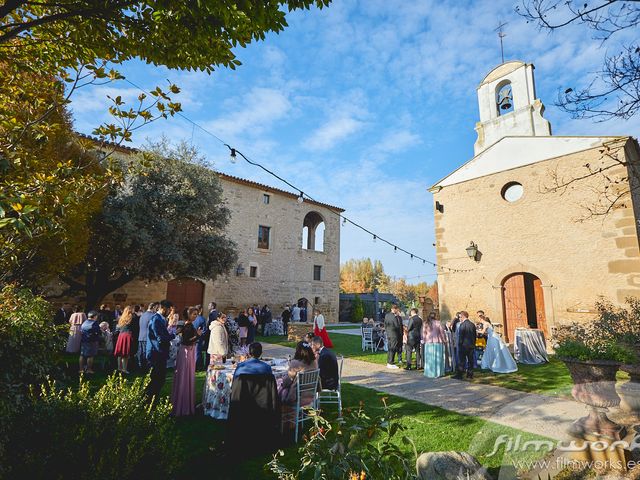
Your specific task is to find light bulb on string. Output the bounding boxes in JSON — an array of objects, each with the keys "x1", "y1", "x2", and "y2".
[
  {"x1": 230, "y1": 148, "x2": 237, "y2": 164},
  {"x1": 342, "y1": 217, "x2": 347, "y2": 226},
  {"x1": 297, "y1": 192, "x2": 304, "y2": 204},
  {"x1": 410, "y1": 254, "x2": 414, "y2": 261},
  {"x1": 373, "y1": 235, "x2": 377, "y2": 243},
  {"x1": 394, "y1": 246, "x2": 397, "y2": 253}
]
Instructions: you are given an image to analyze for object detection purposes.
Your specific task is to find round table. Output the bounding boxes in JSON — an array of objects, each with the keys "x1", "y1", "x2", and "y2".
[
  {"x1": 514, "y1": 328, "x2": 549, "y2": 364},
  {"x1": 202, "y1": 358, "x2": 289, "y2": 420}
]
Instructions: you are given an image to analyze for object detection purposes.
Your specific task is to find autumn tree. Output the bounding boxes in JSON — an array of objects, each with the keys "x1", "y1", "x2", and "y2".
[
  {"x1": 1, "y1": 1, "x2": 331, "y2": 285},
  {"x1": 340, "y1": 258, "x2": 391, "y2": 293}
]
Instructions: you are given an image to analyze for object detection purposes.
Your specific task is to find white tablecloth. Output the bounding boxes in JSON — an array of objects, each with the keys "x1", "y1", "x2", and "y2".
[
  {"x1": 514, "y1": 328, "x2": 548, "y2": 364},
  {"x1": 202, "y1": 358, "x2": 289, "y2": 419}
]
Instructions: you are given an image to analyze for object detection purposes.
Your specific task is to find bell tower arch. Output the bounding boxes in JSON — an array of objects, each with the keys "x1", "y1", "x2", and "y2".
[{"x1": 474, "y1": 61, "x2": 551, "y2": 155}]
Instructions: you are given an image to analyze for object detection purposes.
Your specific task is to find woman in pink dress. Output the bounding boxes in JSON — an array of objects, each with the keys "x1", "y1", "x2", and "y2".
[
  {"x1": 66, "y1": 306, "x2": 86, "y2": 353},
  {"x1": 171, "y1": 306, "x2": 201, "y2": 416},
  {"x1": 313, "y1": 308, "x2": 333, "y2": 348}
]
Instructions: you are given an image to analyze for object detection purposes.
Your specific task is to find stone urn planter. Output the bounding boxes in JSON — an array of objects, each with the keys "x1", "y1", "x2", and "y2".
[
  {"x1": 562, "y1": 358, "x2": 627, "y2": 440},
  {"x1": 618, "y1": 363, "x2": 640, "y2": 414}
]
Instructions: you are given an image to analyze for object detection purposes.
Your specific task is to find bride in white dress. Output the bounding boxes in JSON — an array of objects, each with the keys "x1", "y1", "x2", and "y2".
[{"x1": 481, "y1": 322, "x2": 517, "y2": 374}]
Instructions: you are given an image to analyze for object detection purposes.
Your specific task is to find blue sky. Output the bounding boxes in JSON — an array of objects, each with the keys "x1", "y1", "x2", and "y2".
[{"x1": 71, "y1": 0, "x2": 639, "y2": 284}]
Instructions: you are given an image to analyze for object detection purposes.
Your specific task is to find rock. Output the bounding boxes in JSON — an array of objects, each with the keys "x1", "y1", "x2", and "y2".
[{"x1": 416, "y1": 451, "x2": 491, "y2": 480}]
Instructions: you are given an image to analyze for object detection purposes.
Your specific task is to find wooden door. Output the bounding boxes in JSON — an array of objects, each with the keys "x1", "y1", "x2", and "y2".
[
  {"x1": 502, "y1": 274, "x2": 529, "y2": 343},
  {"x1": 166, "y1": 278, "x2": 204, "y2": 315},
  {"x1": 532, "y1": 277, "x2": 548, "y2": 338}
]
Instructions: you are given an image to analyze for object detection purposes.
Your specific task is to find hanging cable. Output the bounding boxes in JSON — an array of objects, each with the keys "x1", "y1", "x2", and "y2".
[{"x1": 122, "y1": 77, "x2": 474, "y2": 274}]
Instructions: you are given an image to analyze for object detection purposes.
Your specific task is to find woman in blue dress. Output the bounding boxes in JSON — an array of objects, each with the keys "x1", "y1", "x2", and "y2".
[{"x1": 480, "y1": 321, "x2": 517, "y2": 374}]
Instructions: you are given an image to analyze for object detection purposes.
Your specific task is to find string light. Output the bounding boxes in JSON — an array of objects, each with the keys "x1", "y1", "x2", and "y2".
[{"x1": 120, "y1": 77, "x2": 475, "y2": 275}]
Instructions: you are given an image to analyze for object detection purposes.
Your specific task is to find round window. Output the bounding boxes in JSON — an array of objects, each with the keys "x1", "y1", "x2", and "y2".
[{"x1": 501, "y1": 182, "x2": 523, "y2": 202}]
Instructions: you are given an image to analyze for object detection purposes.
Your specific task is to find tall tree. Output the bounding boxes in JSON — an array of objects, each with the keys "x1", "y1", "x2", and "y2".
[
  {"x1": 56, "y1": 141, "x2": 237, "y2": 309},
  {"x1": 1, "y1": 1, "x2": 331, "y2": 287},
  {"x1": 518, "y1": 0, "x2": 640, "y2": 120}
]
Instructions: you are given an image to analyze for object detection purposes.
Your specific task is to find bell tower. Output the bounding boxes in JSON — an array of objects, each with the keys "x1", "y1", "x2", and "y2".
[{"x1": 474, "y1": 61, "x2": 551, "y2": 155}]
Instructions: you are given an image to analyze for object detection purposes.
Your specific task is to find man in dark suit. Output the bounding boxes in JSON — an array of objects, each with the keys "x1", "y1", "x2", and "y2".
[
  {"x1": 53, "y1": 303, "x2": 71, "y2": 326},
  {"x1": 311, "y1": 336, "x2": 338, "y2": 390},
  {"x1": 145, "y1": 299, "x2": 175, "y2": 404},
  {"x1": 405, "y1": 308, "x2": 423, "y2": 370},
  {"x1": 384, "y1": 304, "x2": 403, "y2": 369},
  {"x1": 260, "y1": 305, "x2": 272, "y2": 336},
  {"x1": 453, "y1": 311, "x2": 477, "y2": 379},
  {"x1": 281, "y1": 305, "x2": 291, "y2": 336}
]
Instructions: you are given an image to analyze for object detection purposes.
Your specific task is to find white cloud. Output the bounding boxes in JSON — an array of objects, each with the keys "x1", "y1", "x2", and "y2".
[
  {"x1": 205, "y1": 87, "x2": 292, "y2": 139},
  {"x1": 371, "y1": 130, "x2": 421, "y2": 154},
  {"x1": 303, "y1": 116, "x2": 365, "y2": 151}
]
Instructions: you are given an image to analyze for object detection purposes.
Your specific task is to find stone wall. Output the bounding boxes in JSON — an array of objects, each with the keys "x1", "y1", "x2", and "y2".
[
  {"x1": 432, "y1": 138, "x2": 640, "y2": 331},
  {"x1": 110, "y1": 175, "x2": 342, "y2": 322}
]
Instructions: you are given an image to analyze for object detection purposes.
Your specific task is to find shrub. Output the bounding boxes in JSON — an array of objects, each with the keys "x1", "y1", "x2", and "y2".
[
  {"x1": 552, "y1": 298, "x2": 640, "y2": 363},
  {"x1": 0, "y1": 374, "x2": 179, "y2": 480},
  {"x1": 268, "y1": 400, "x2": 418, "y2": 480},
  {"x1": 351, "y1": 294, "x2": 365, "y2": 323},
  {"x1": 0, "y1": 284, "x2": 62, "y2": 406}
]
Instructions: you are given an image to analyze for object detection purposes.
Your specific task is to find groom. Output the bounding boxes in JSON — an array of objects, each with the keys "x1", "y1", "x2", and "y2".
[{"x1": 453, "y1": 311, "x2": 477, "y2": 379}]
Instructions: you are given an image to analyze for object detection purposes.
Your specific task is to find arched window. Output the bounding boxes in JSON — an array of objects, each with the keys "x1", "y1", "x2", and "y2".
[
  {"x1": 496, "y1": 81, "x2": 514, "y2": 116},
  {"x1": 302, "y1": 211, "x2": 325, "y2": 252}
]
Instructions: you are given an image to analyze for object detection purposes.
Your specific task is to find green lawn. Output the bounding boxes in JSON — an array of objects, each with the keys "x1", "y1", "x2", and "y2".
[
  {"x1": 57, "y1": 353, "x2": 550, "y2": 478},
  {"x1": 258, "y1": 333, "x2": 616, "y2": 398}
]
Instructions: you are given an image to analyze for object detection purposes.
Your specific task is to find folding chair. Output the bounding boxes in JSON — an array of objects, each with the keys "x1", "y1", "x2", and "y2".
[
  {"x1": 281, "y1": 368, "x2": 320, "y2": 442},
  {"x1": 316, "y1": 355, "x2": 344, "y2": 418},
  {"x1": 361, "y1": 327, "x2": 375, "y2": 352}
]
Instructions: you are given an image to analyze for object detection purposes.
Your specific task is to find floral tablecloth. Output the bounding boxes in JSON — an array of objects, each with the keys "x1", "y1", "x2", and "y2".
[{"x1": 202, "y1": 358, "x2": 289, "y2": 420}]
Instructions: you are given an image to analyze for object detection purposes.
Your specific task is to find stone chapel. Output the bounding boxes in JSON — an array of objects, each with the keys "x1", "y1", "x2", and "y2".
[{"x1": 430, "y1": 60, "x2": 640, "y2": 342}]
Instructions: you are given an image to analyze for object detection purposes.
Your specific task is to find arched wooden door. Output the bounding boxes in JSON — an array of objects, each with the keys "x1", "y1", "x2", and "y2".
[
  {"x1": 532, "y1": 277, "x2": 548, "y2": 338},
  {"x1": 502, "y1": 272, "x2": 547, "y2": 343},
  {"x1": 166, "y1": 278, "x2": 204, "y2": 315},
  {"x1": 502, "y1": 274, "x2": 529, "y2": 343}
]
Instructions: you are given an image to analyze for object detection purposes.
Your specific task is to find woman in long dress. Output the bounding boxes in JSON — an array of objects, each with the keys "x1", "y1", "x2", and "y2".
[
  {"x1": 171, "y1": 306, "x2": 200, "y2": 416},
  {"x1": 166, "y1": 311, "x2": 180, "y2": 369},
  {"x1": 423, "y1": 312, "x2": 446, "y2": 378},
  {"x1": 66, "y1": 306, "x2": 85, "y2": 353},
  {"x1": 313, "y1": 308, "x2": 333, "y2": 348},
  {"x1": 480, "y1": 321, "x2": 517, "y2": 373}
]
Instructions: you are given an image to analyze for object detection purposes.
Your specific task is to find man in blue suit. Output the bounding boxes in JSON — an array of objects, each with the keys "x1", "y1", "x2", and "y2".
[
  {"x1": 145, "y1": 299, "x2": 175, "y2": 404},
  {"x1": 233, "y1": 342, "x2": 272, "y2": 377}
]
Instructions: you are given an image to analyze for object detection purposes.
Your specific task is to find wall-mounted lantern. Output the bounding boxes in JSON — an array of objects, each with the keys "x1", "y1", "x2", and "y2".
[{"x1": 466, "y1": 242, "x2": 480, "y2": 262}]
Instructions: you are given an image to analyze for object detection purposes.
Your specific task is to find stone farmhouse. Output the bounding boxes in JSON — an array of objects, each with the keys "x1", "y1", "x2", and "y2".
[{"x1": 80, "y1": 139, "x2": 343, "y2": 322}]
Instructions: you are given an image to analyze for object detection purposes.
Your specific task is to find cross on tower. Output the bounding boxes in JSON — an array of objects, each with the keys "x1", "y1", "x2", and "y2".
[{"x1": 495, "y1": 21, "x2": 508, "y2": 64}]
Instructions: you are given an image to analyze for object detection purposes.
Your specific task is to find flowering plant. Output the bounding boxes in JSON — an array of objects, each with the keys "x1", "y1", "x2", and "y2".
[{"x1": 267, "y1": 399, "x2": 418, "y2": 480}]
